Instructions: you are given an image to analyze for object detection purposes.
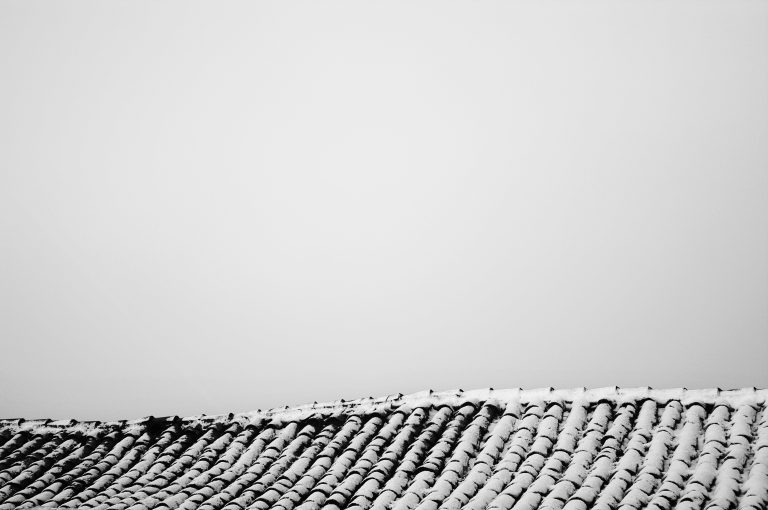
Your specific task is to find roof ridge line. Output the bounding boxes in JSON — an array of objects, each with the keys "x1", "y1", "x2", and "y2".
[{"x1": 3, "y1": 386, "x2": 765, "y2": 431}]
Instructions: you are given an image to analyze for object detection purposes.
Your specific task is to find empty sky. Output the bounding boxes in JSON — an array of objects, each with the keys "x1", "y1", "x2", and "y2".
[{"x1": 1, "y1": 0, "x2": 767, "y2": 421}]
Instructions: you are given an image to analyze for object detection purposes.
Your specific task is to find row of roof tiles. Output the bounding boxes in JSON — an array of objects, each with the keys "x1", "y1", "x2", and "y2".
[{"x1": 0, "y1": 388, "x2": 766, "y2": 510}]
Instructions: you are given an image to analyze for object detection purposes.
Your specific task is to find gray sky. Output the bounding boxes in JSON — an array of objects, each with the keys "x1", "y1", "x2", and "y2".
[{"x1": 1, "y1": 0, "x2": 767, "y2": 421}]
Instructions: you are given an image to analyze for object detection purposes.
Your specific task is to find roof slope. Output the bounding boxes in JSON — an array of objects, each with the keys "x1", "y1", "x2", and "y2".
[{"x1": 0, "y1": 388, "x2": 766, "y2": 510}]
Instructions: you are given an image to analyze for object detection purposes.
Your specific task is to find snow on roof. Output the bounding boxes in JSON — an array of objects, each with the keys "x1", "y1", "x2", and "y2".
[{"x1": 0, "y1": 387, "x2": 765, "y2": 510}]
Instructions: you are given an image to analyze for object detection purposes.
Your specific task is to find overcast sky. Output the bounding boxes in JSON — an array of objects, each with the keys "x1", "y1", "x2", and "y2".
[{"x1": 1, "y1": 0, "x2": 767, "y2": 421}]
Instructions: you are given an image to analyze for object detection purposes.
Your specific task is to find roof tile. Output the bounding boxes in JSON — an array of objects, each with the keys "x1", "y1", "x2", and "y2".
[{"x1": 0, "y1": 388, "x2": 766, "y2": 510}]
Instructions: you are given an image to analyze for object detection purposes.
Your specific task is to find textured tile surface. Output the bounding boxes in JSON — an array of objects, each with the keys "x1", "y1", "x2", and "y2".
[{"x1": 0, "y1": 388, "x2": 766, "y2": 510}]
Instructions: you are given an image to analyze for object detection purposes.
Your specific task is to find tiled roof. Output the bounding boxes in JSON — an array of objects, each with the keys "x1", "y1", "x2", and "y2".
[{"x1": 0, "y1": 388, "x2": 766, "y2": 510}]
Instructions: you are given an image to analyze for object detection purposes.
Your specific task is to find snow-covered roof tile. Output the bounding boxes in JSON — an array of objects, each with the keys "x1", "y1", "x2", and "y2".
[{"x1": 0, "y1": 387, "x2": 765, "y2": 510}]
